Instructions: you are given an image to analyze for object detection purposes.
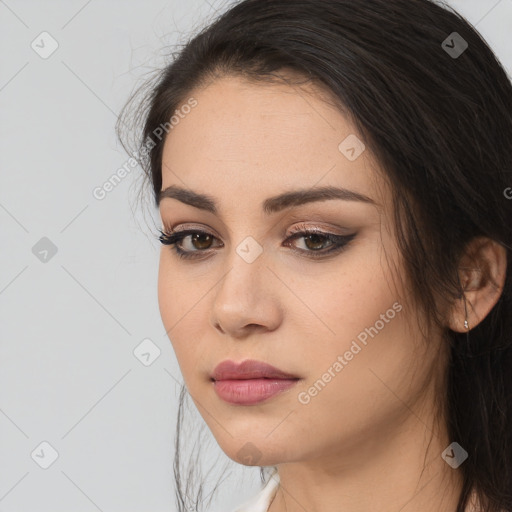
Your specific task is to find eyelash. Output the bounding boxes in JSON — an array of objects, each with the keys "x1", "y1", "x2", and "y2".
[{"x1": 157, "y1": 224, "x2": 356, "y2": 261}]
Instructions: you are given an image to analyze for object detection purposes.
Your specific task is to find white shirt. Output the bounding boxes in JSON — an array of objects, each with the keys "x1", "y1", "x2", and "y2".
[
  {"x1": 231, "y1": 469, "x2": 280, "y2": 512},
  {"x1": 230, "y1": 471, "x2": 488, "y2": 511}
]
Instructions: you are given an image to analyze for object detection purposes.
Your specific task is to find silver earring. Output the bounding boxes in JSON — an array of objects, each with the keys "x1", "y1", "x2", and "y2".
[{"x1": 463, "y1": 295, "x2": 470, "y2": 331}]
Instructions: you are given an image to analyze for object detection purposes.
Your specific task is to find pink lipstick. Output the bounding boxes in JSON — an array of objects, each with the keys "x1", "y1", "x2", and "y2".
[{"x1": 211, "y1": 359, "x2": 300, "y2": 405}]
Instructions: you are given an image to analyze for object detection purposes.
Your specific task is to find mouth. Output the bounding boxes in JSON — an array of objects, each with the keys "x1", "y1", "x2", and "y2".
[
  {"x1": 211, "y1": 359, "x2": 300, "y2": 381},
  {"x1": 210, "y1": 359, "x2": 301, "y2": 405}
]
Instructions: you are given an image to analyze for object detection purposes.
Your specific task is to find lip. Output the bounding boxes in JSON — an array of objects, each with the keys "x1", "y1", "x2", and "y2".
[
  {"x1": 211, "y1": 359, "x2": 300, "y2": 381},
  {"x1": 211, "y1": 359, "x2": 300, "y2": 405}
]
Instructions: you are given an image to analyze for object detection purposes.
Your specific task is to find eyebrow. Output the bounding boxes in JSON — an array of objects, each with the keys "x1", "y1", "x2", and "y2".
[{"x1": 158, "y1": 184, "x2": 376, "y2": 215}]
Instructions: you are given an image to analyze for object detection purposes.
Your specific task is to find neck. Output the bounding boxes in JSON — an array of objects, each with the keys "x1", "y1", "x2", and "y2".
[{"x1": 268, "y1": 411, "x2": 467, "y2": 512}]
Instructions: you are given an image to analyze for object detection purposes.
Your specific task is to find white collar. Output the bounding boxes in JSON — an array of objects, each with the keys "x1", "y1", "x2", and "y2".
[{"x1": 232, "y1": 469, "x2": 280, "y2": 512}]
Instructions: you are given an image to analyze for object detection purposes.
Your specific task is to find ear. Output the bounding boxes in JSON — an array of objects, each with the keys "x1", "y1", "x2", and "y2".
[{"x1": 447, "y1": 237, "x2": 507, "y2": 332}]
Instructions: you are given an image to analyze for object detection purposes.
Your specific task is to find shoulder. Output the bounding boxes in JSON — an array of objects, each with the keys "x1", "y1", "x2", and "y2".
[{"x1": 230, "y1": 469, "x2": 280, "y2": 512}]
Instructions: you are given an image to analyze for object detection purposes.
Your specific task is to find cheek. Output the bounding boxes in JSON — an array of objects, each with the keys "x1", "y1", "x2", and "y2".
[
  {"x1": 285, "y1": 313, "x2": 425, "y2": 460},
  {"x1": 157, "y1": 253, "x2": 216, "y2": 391},
  {"x1": 157, "y1": 256, "x2": 199, "y2": 374},
  {"x1": 157, "y1": 255, "x2": 175, "y2": 329},
  {"x1": 284, "y1": 242, "x2": 401, "y2": 351},
  {"x1": 285, "y1": 241, "x2": 420, "y2": 406},
  {"x1": 157, "y1": 251, "x2": 199, "y2": 328}
]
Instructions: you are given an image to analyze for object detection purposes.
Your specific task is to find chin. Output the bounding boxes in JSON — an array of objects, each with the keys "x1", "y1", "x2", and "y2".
[{"x1": 214, "y1": 433, "x2": 294, "y2": 467}]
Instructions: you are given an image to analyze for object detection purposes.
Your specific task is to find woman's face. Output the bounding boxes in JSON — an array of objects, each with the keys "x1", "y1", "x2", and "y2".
[{"x1": 158, "y1": 74, "x2": 445, "y2": 468}]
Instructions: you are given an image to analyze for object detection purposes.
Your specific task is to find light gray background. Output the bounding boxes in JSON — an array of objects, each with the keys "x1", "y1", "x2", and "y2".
[{"x1": 1, "y1": 1, "x2": 511, "y2": 511}]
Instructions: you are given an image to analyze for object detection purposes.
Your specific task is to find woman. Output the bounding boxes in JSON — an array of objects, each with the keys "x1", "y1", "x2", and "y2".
[{"x1": 117, "y1": 0, "x2": 512, "y2": 510}]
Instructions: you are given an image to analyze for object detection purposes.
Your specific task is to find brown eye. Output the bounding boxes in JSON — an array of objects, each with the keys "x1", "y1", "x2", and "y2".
[
  {"x1": 158, "y1": 229, "x2": 223, "y2": 260},
  {"x1": 285, "y1": 228, "x2": 357, "y2": 259},
  {"x1": 188, "y1": 233, "x2": 214, "y2": 250},
  {"x1": 302, "y1": 233, "x2": 332, "y2": 251}
]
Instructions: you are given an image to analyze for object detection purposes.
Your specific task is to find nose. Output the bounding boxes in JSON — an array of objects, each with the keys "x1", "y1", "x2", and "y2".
[{"x1": 209, "y1": 249, "x2": 283, "y2": 339}]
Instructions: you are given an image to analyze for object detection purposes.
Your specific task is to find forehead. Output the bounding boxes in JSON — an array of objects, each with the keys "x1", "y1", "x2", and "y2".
[{"x1": 160, "y1": 75, "x2": 387, "y2": 211}]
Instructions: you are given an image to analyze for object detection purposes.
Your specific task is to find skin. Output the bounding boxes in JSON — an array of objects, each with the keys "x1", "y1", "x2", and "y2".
[{"x1": 157, "y1": 74, "x2": 506, "y2": 512}]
